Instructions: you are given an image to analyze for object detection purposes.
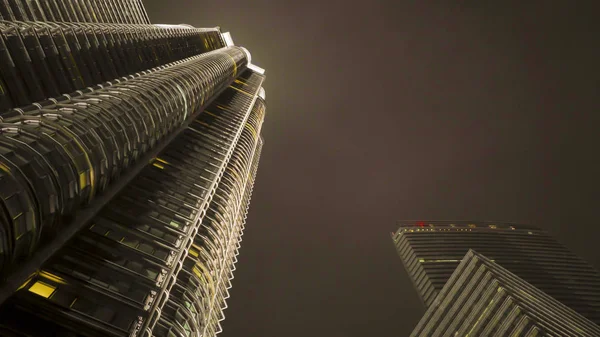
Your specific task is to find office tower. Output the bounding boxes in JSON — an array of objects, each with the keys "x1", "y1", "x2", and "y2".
[
  {"x1": 410, "y1": 250, "x2": 600, "y2": 337},
  {"x1": 391, "y1": 221, "x2": 600, "y2": 325},
  {"x1": 0, "y1": 1, "x2": 268, "y2": 336}
]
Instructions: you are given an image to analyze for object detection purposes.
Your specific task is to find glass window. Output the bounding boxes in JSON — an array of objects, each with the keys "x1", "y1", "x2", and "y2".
[{"x1": 28, "y1": 281, "x2": 56, "y2": 298}]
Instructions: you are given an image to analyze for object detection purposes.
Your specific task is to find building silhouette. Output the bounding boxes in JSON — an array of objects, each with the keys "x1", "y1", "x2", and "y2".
[
  {"x1": 410, "y1": 249, "x2": 600, "y2": 337},
  {"x1": 392, "y1": 220, "x2": 600, "y2": 325},
  {"x1": 0, "y1": 0, "x2": 267, "y2": 336}
]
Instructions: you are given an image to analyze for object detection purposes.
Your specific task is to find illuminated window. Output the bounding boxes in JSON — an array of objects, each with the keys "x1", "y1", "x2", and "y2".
[
  {"x1": 39, "y1": 271, "x2": 67, "y2": 285},
  {"x1": 79, "y1": 172, "x2": 88, "y2": 189},
  {"x1": 192, "y1": 266, "x2": 203, "y2": 279},
  {"x1": 489, "y1": 225, "x2": 497, "y2": 229},
  {"x1": 28, "y1": 281, "x2": 56, "y2": 298},
  {"x1": 468, "y1": 224, "x2": 477, "y2": 228},
  {"x1": 155, "y1": 157, "x2": 170, "y2": 165}
]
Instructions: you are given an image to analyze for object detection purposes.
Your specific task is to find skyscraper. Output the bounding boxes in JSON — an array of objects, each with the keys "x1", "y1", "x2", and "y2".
[
  {"x1": 392, "y1": 220, "x2": 600, "y2": 325},
  {"x1": 0, "y1": 1, "x2": 267, "y2": 336},
  {"x1": 410, "y1": 249, "x2": 600, "y2": 337},
  {"x1": 0, "y1": 0, "x2": 150, "y2": 24}
]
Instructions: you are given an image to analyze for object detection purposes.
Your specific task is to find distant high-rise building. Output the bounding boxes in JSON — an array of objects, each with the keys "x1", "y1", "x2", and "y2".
[
  {"x1": 392, "y1": 220, "x2": 600, "y2": 325},
  {"x1": 410, "y1": 249, "x2": 600, "y2": 337},
  {"x1": 0, "y1": 0, "x2": 267, "y2": 336}
]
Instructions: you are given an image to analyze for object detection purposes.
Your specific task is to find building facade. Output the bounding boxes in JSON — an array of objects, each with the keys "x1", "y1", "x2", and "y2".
[
  {"x1": 0, "y1": 1, "x2": 267, "y2": 336},
  {"x1": 392, "y1": 220, "x2": 600, "y2": 325},
  {"x1": 411, "y1": 249, "x2": 600, "y2": 337},
  {"x1": 0, "y1": 0, "x2": 150, "y2": 24}
]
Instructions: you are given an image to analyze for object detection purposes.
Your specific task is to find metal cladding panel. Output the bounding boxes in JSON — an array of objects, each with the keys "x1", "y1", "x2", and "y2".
[
  {"x1": 0, "y1": 69, "x2": 265, "y2": 337},
  {"x1": 0, "y1": 46, "x2": 249, "y2": 277},
  {"x1": 0, "y1": 0, "x2": 151, "y2": 24},
  {"x1": 146, "y1": 71, "x2": 265, "y2": 337},
  {"x1": 0, "y1": 21, "x2": 226, "y2": 113},
  {"x1": 392, "y1": 221, "x2": 600, "y2": 325},
  {"x1": 410, "y1": 250, "x2": 600, "y2": 337}
]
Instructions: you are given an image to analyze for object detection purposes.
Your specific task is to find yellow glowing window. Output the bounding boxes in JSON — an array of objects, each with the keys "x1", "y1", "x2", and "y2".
[
  {"x1": 192, "y1": 266, "x2": 203, "y2": 279},
  {"x1": 0, "y1": 162, "x2": 10, "y2": 173},
  {"x1": 153, "y1": 163, "x2": 164, "y2": 169},
  {"x1": 189, "y1": 248, "x2": 199, "y2": 258},
  {"x1": 155, "y1": 157, "x2": 170, "y2": 165},
  {"x1": 39, "y1": 271, "x2": 67, "y2": 285},
  {"x1": 28, "y1": 281, "x2": 56, "y2": 298},
  {"x1": 79, "y1": 172, "x2": 88, "y2": 188}
]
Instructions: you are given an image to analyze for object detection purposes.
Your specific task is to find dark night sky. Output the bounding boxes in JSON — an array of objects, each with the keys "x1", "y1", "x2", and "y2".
[{"x1": 145, "y1": 2, "x2": 599, "y2": 336}]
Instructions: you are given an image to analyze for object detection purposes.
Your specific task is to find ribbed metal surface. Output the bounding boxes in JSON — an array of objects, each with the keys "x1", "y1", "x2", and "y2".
[
  {"x1": 0, "y1": 70, "x2": 265, "y2": 337},
  {"x1": 411, "y1": 250, "x2": 600, "y2": 337},
  {"x1": 153, "y1": 88, "x2": 266, "y2": 337},
  {"x1": 0, "y1": 21, "x2": 225, "y2": 112},
  {"x1": 0, "y1": 0, "x2": 151, "y2": 24},
  {"x1": 392, "y1": 220, "x2": 600, "y2": 325},
  {"x1": 0, "y1": 46, "x2": 248, "y2": 276},
  {"x1": 0, "y1": 2, "x2": 268, "y2": 336},
  {"x1": 201, "y1": 98, "x2": 265, "y2": 337}
]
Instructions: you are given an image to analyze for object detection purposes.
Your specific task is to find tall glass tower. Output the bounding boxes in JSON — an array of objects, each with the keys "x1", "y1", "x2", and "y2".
[
  {"x1": 392, "y1": 220, "x2": 600, "y2": 325},
  {"x1": 0, "y1": 1, "x2": 267, "y2": 336}
]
